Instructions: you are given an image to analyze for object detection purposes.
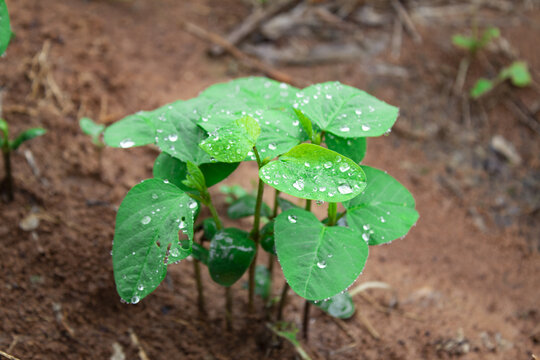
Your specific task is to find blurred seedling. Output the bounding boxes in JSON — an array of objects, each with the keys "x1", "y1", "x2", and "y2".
[
  {"x1": 470, "y1": 61, "x2": 532, "y2": 99},
  {"x1": 79, "y1": 117, "x2": 105, "y2": 148},
  {"x1": 0, "y1": 119, "x2": 46, "y2": 201},
  {"x1": 102, "y1": 77, "x2": 418, "y2": 346}
]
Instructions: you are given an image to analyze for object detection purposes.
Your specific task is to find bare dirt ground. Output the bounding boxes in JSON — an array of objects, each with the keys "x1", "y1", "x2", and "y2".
[{"x1": 0, "y1": 0, "x2": 539, "y2": 359}]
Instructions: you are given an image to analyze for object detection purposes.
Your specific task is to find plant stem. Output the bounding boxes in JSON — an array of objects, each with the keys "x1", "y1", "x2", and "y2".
[
  {"x1": 204, "y1": 192, "x2": 223, "y2": 231},
  {"x1": 327, "y1": 202, "x2": 337, "y2": 227},
  {"x1": 193, "y1": 254, "x2": 206, "y2": 315},
  {"x1": 276, "y1": 282, "x2": 289, "y2": 321},
  {"x1": 267, "y1": 189, "x2": 281, "y2": 294},
  {"x1": 248, "y1": 147, "x2": 265, "y2": 313},
  {"x1": 225, "y1": 286, "x2": 233, "y2": 331},
  {"x1": 1, "y1": 126, "x2": 13, "y2": 202},
  {"x1": 272, "y1": 189, "x2": 280, "y2": 219},
  {"x1": 302, "y1": 301, "x2": 311, "y2": 340}
]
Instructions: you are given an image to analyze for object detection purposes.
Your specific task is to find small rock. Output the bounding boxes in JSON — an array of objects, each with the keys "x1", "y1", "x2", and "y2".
[
  {"x1": 491, "y1": 135, "x2": 522, "y2": 165},
  {"x1": 110, "y1": 342, "x2": 125, "y2": 360},
  {"x1": 19, "y1": 213, "x2": 40, "y2": 231}
]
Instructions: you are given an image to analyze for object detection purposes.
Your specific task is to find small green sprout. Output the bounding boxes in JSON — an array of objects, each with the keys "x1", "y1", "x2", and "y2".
[
  {"x1": 471, "y1": 61, "x2": 532, "y2": 99},
  {"x1": 452, "y1": 26, "x2": 500, "y2": 56},
  {"x1": 0, "y1": 119, "x2": 46, "y2": 201},
  {"x1": 103, "y1": 77, "x2": 418, "y2": 346},
  {"x1": 79, "y1": 117, "x2": 105, "y2": 147}
]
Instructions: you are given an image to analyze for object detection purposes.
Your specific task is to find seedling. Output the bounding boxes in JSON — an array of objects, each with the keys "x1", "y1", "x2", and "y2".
[
  {"x1": 79, "y1": 117, "x2": 105, "y2": 148},
  {"x1": 470, "y1": 61, "x2": 532, "y2": 99},
  {"x1": 104, "y1": 77, "x2": 418, "y2": 343},
  {"x1": 0, "y1": 119, "x2": 46, "y2": 201}
]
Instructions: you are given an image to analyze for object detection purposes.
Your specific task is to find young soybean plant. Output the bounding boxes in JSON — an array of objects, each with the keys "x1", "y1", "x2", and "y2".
[{"x1": 105, "y1": 78, "x2": 418, "y2": 333}]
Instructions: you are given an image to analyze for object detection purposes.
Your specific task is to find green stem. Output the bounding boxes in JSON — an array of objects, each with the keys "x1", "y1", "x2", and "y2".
[
  {"x1": 302, "y1": 301, "x2": 311, "y2": 341},
  {"x1": 327, "y1": 202, "x2": 337, "y2": 227},
  {"x1": 276, "y1": 282, "x2": 289, "y2": 321},
  {"x1": 266, "y1": 189, "x2": 281, "y2": 298},
  {"x1": 202, "y1": 190, "x2": 223, "y2": 231},
  {"x1": 272, "y1": 189, "x2": 280, "y2": 219},
  {"x1": 248, "y1": 147, "x2": 265, "y2": 313}
]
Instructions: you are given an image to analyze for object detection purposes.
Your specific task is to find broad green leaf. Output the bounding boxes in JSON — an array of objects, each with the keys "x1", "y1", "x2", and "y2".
[
  {"x1": 325, "y1": 133, "x2": 367, "y2": 163},
  {"x1": 313, "y1": 292, "x2": 355, "y2": 319},
  {"x1": 200, "y1": 116, "x2": 261, "y2": 163},
  {"x1": 277, "y1": 197, "x2": 300, "y2": 212},
  {"x1": 260, "y1": 220, "x2": 276, "y2": 255},
  {"x1": 200, "y1": 77, "x2": 299, "y2": 111},
  {"x1": 259, "y1": 144, "x2": 367, "y2": 202},
  {"x1": 275, "y1": 208, "x2": 369, "y2": 300},
  {"x1": 104, "y1": 112, "x2": 155, "y2": 149},
  {"x1": 452, "y1": 34, "x2": 476, "y2": 51},
  {"x1": 112, "y1": 179, "x2": 198, "y2": 303},
  {"x1": 255, "y1": 264, "x2": 271, "y2": 299},
  {"x1": 153, "y1": 152, "x2": 238, "y2": 191},
  {"x1": 294, "y1": 82, "x2": 399, "y2": 138},
  {"x1": 344, "y1": 166, "x2": 418, "y2": 245},
  {"x1": 192, "y1": 243, "x2": 209, "y2": 265},
  {"x1": 500, "y1": 61, "x2": 531, "y2": 87},
  {"x1": 208, "y1": 228, "x2": 256, "y2": 287},
  {"x1": 202, "y1": 218, "x2": 217, "y2": 240},
  {"x1": 10, "y1": 128, "x2": 46, "y2": 150},
  {"x1": 79, "y1": 117, "x2": 105, "y2": 146},
  {"x1": 0, "y1": 0, "x2": 12, "y2": 56},
  {"x1": 470, "y1": 78, "x2": 494, "y2": 99},
  {"x1": 227, "y1": 194, "x2": 271, "y2": 219},
  {"x1": 182, "y1": 161, "x2": 206, "y2": 192}
]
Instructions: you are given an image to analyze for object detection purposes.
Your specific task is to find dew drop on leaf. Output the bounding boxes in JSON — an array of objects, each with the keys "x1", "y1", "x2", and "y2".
[
  {"x1": 323, "y1": 161, "x2": 332, "y2": 169},
  {"x1": 141, "y1": 216, "x2": 151, "y2": 225},
  {"x1": 292, "y1": 179, "x2": 304, "y2": 191},
  {"x1": 131, "y1": 296, "x2": 140, "y2": 304},
  {"x1": 340, "y1": 125, "x2": 350, "y2": 132},
  {"x1": 361, "y1": 124, "x2": 371, "y2": 131},
  {"x1": 317, "y1": 260, "x2": 327, "y2": 269},
  {"x1": 120, "y1": 138, "x2": 135, "y2": 148},
  {"x1": 170, "y1": 248, "x2": 180, "y2": 257},
  {"x1": 337, "y1": 184, "x2": 353, "y2": 195},
  {"x1": 137, "y1": 284, "x2": 144, "y2": 291},
  {"x1": 339, "y1": 163, "x2": 350, "y2": 172},
  {"x1": 287, "y1": 215, "x2": 297, "y2": 224},
  {"x1": 168, "y1": 134, "x2": 178, "y2": 142},
  {"x1": 362, "y1": 233, "x2": 369, "y2": 242},
  {"x1": 152, "y1": 194, "x2": 158, "y2": 200},
  {"x1": 268, "y1": 143, "x2": 277, "y2": 150}
]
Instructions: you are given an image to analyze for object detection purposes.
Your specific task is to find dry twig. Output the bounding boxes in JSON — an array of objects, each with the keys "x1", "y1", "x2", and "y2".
[
  {"x1": 128, "y1": 328, "x2": 150, "y2": 360},
  {"x1": 391, "y1": 0, "x2": 422, "y2": 43},
  {"x1": 0, "y1": 350, "x2": 22, "y2": 360}
]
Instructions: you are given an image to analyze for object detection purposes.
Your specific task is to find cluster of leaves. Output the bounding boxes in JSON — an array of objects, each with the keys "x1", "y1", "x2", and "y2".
[
  {"x1": 452, "y1": 26, "x2": 532, "y2": 99},
  {"x1": 104, "y1": 77, "x2": 418, "y2": 319}
]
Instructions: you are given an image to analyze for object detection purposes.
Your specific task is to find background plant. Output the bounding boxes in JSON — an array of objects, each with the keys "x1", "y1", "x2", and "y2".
[
  {"x1": 104, "y1": 77, "x2": 418, "y2": 340},
  {"x1": 470, "y1": 60, "x2": 532, "y2": 99}
]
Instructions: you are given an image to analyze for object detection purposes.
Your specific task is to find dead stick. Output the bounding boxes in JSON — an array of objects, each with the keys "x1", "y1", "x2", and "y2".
[
  {"x1": 210, "y1": 0, "x2": 302, "y2": 56},
  {"x1": 128, "y1": 328, "x2": 150, "y2": 360},
  {"x1": 391, "y1": 0, "x2": 422, "y2": 43},
  {"x1": 182, "y1": 22, "x2": 298, "y2": 86},
  {"x1": 356, "y1": 310, "x2": 380, "y2": 340},
  {"x1": 0, "y1": 350, "x2": 22, "y2": 360}
]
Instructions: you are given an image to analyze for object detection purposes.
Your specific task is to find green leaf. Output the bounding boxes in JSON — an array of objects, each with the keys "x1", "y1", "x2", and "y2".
[
  {"x1": 200, "y1": 77, "x2": 299, "y2": 111},
  {"x1": 208, "y1": 228, "x2": 256, "y2": 287},
  {"x1": 153, "y1": 152, "x2": 239, "y2": 191},
  {"x1": 260, "y1": 144, "x2": 367, "y2": 202},
  {"x1": 325, "y1": 133, "x2": 367, "y2": 163},
  {"x1": 313, "y1": 292, "x2": 355, "y2": 319},
  {"x1": 79, "y1": 117, "x2": 105, "y2": 146},
  {"x1": 277, "y1": 197, "x2": 300, "y2": 212},
  {"x1": 478, "y1": 27, "x2": 500, "y2": 48},
  {"x1": 500, "y1": 61, "x2": 532, "y2": 87},
  {"x1": 293, "y1": 108, "x2": 313, "y2": 141},
  {"x1": 227, "y1": 195, "x2": 271, "y2": 219},
  {"x1": 0, "y1": 0, "x2": 12, "y2": 56},
  {"x1": 255, "y1": 264, "x2": 271, "y2": 299},
  {"x1": 344, "y1": 166, "x2": 418, "y2": 245},
  {"x1": 182, "y1": 161, "x2": 206, "y2": 192},
  {"x1": 112, "y1": 179, "x2": 198, "y2": 303},
  {"x1": 267, "y1": 324, "x2": 312, "y2": 360},
  {"x1": 202, "y1": 218, "x2": 218, "y2": 240},
  {"x1": 104, "y1": 112, "x2": 156, "y2": 149},
  {"x1": 10, "y1": 128, "x2": 46, "y2": 150},
  {"x1": 260, "y1": 220, "x2": 276, "y2": 255},
  {"x1": 452, "y1": 34, "x2": 477, "y2": 51},
  {"x1": 274, "y1": 208, "x2": 369, "y2": 300},
  {"x1": 294, "y1": 82, "x2": 399, "y2": 137},
  {"x1": 200, "y1": 116, "x2": 261, "y2": 163},
  {"x1": 470, "y1": 78, "x2": 494, "y2": 99},
  {"x1": 192, "y1": 243, "x2": 209, "y2": 265}
]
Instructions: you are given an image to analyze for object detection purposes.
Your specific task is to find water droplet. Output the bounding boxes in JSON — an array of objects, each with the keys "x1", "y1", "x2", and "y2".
[
  {"x1": 362, "y1": 233, "x2": 369, "y2": 242},
  {"x1": 178, "y1": 221, "x2": 186, "y2": 229},
  {"x1": 340, "y1": 125, "x2": 350, "y2": 132},
  {"x1": 323, "y1": 161, "x2": 332, "y2": 169},
  {"x1": 152, "y1": 194, "x2": 158, "y2": 200},
  {"x1": 120, "y1": 139, "x2": 135, "y2": 148},
  {"x1": 317, "y1": 260, "x2": 327, "y2": 269},
  {"x1": 363, "y1": 224, "x2": 370, "y2": 231},
  {"x1": 361, "y1": 124, "x2": 371, "y2": 132},
  {"x1": 163, "y1": 179, "x2": 169, "y2": 184},
  {"x1": 339, "y1": 163, "x2": 350, "y2": 172},
  {"x1": 380, "y1": 216, "x2": 386, "y2": 223},
  {"x1": 131, "y1": 296, "x2": 140, "y2": 304},
  {"x1": 304, "y1": 162, "x2": 310, "y2": 167},
  {"x1": 319, "y1": 186, "x2": 327, "y2": 192},
  {"x1": 170, "y1": 248, "x2": 180, "y2": 257},
  {"x1": 268, "y1": 143, "x2": 277, "y2": 150},
  {"x1": 168, "y1": 134, "x2": 178, "y2": 142},
  {"x1": 189, "y1": 201, "x2": 197, "y2": 209},
  {"x1": 292, "y1": 179, "x2": 304, "y2": 191},
  {"x1": 327, "y1": 254, "x2": 333, "y2": 258},
  {"x1": 287, "y1": 215, "x2": 297, "y2": 224},
  {"x1": 337, "y1": 184, "x2": 353, "y2": 194},
  {"x1": 355, "y1": 109, "x2": 362, "y2": 115},
  {"x1": 368, "y1": 105, "x2": 375, "y2": 112},
  {"x1": 137, "y1": 284, "x2": 144, "y2": 291},
  {"x1": 325, "y1": 94, "x2": 332, "y2": 100},
  {"x1": 141, "y1": 216, "x2": 151, "y2": 225}
]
